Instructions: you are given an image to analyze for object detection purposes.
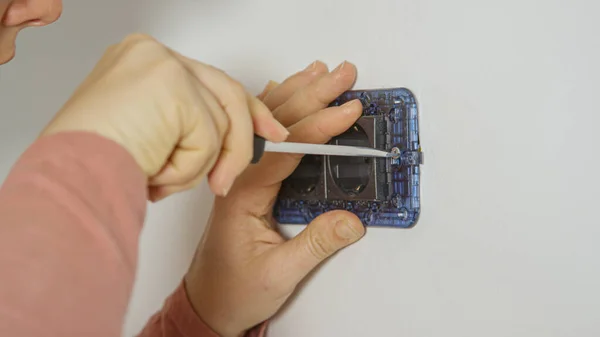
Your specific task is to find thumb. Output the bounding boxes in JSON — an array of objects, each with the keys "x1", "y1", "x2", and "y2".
[{"x1": 274, "y1": 210, "x2": 365, "y2": 286}]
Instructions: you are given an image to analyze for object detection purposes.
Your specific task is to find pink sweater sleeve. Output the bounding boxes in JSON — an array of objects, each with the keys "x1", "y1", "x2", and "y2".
[
  {"x1": 0, "y1": 132, "x2": 265, "y2": 337},
  {"x1": 138, "y1": 280, "x2": 268, "y2": 337}
]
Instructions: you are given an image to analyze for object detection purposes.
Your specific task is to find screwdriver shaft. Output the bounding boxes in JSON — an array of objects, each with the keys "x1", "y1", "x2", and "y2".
[{"x1": 264, "y1": 140, "x2": 395, "y2": 158}]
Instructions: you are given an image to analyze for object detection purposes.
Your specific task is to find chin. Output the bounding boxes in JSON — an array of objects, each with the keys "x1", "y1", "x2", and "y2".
[
  {"x1": 0, "y1": 38, "x2": 17, "y2": 64},
  {"x1": 0, "y1": 48, "x2": 16, "y2": 65}
]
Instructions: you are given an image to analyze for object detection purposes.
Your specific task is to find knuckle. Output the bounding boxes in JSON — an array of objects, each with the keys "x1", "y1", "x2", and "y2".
[
  {"x1": 314, "y1": 121, "x2": 330, "y2": 139},
  {"x1": 197, "y1": 126, "x2": 218, "y2": 159},
  {"x1": 121, "y1": 33, "x2": 168, "y2": 58},
  {"x1": 211, "y1": 112, "x2": 228, "y2": 136},
  {"x1": 306, "y1": 229, "x2": 331, "y2": 260},
  {"x1": 146, "y1": 56, "x2": 186, "y2": 82},
  {"x1": 206, "y1": 127, "x2": 221, "y2": 151},
  {"x1": 122, "y1": 33, "x2": 156, "y2": 45},
  {"x1": 217, "y1": 111, "x2": 230, "y2": 131},
  {"x1": 104, "y1": 43, "x2": 119, "y2": 54},
  {"x1": 215, "y1": 119, "x2": 229, "y2": 140},
  {"x1": 207, "y1": 99, "x2": 229, "y2": 132},
  {"x1": 228, "y1": 80, "x2": 247, "y2": 101},
  {"x1": 159, "y1": 57, "x2": 186, "y2": 76}
]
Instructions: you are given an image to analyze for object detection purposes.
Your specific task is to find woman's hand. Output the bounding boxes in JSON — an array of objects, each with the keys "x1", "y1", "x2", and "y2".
[
  {"x1": 184, "y1": 60, "x2": 367, "y2": 337},
  {"x1": 41, "y1": 33, "x2": 289, "y2": 201}
]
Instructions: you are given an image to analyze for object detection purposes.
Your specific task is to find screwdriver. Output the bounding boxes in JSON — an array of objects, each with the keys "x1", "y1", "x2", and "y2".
[{"x1": 251, "y1": 135, "x2": 399, "y2": 163}]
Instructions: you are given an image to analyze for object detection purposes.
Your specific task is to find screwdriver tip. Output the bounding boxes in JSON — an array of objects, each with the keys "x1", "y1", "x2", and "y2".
[{"x1": 389, "y1": 147, "x2": 401, "y2": 159}]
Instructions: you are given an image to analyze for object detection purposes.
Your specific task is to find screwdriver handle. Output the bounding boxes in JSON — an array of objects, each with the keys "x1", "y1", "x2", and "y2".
[{"x1": 252, "y1": 135, "x2": 266, "y2": 164}]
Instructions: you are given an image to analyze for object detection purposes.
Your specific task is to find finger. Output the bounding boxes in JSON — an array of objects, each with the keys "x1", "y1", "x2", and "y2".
[
  {"x1": 240, "y1": 99, "x2": 362, "y2": 187},
  {"x1": 248, "y1": 92, "x2": 290, "y2": 142},
  {"x1": 171, "y1": 51, "x2": 289, "y2": 142},
  {"x1": 148, "y1": 89, "x2": 226, "y2": 201},
  {"x1": 257, "y1": 80, "x2": 279, "y2": 101},
  {"x1": 208, "y1": 91, "x2": 291, "y2": 195},
  {"x1": 262, "y1": 60, "x2": 329, "y2": 110},
  {"x1": 149, "y1": 83, "x2": 226, "y2": 186},
  {"x1": 274, "y1": 61, "x2": 357, "y2": 127},
  {"x1": 148, "y1": 171, "x2": 206, "y2": 202},
  {"x1": 269, "y1": 210, "x2": 365, "y2": 287},
  {"x1": 170, "y1": 55, "x2": 255, "y2": 195},
  {"x1": 200, "y1": 81, "x2": 252, "y2": 196},
  {"x1": 172, "y1": 53, "x2": 291, "y2": 195}
]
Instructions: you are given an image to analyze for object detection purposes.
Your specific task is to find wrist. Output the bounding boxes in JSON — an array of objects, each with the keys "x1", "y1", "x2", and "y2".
[
  {"x1": 183, "y1": 275, "x2": 246, "y2": 337},
  {"x1": 40, "y1": 121, "x2": 165, "y2": 180}
]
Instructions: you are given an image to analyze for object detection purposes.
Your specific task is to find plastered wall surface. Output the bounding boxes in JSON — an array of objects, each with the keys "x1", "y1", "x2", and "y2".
[{"x1": 1, "y1": 1, "x2": 599, "y2": 336}]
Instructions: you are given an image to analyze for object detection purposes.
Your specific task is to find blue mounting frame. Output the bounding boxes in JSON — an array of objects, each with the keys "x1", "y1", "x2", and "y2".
[{"x1": 274, "y1": 88, "x2": 423, "y2": 228}]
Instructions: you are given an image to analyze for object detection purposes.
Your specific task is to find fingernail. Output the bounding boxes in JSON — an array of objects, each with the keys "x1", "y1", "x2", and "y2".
[
  {"x1": 341, "y1": 99, "x2": 362, "y2": 114},
  {"x1": 335, "y1": 219, "x2": 362, "y2": 241},
  {"x1": 304, "y1": 61, "x2": 318, "y2": 72},
  {"x1": 275, "y1": 121, "x2": 290, "y2": 139},
  {"x1": 258, "y1": 82, "x2": 272, "y2": 97},
  {"x1": 333, "y1": 61, "x2": 346, "y2": 73},
  {"x1": 222, "y1": 180, "x2": 234, "y2": 197},
  {"x1": 265, "y1": 80, "x2": 279, "y2": 92}
]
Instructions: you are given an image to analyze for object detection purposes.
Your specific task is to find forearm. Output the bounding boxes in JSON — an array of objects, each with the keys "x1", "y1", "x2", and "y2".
[
  {"x1": 0, "y1": 132, "x2": 147, "y2": 336},
  {"x1": 137, "y1": 280, "x2": 268, "y2": 337},
  {"x1": 0, "y1": 131, "x2": 267, "y2": 337}
]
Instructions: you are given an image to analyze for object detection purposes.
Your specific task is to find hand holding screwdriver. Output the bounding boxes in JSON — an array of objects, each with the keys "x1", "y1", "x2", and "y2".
[{"x1": 40, "y1": 34, "x2": 289, "y2": 200}]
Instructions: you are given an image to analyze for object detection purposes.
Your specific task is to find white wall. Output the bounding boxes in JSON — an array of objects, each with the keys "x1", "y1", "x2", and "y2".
[{"x1": 2, "y1": 0, "x2": 599, "y2": 336}]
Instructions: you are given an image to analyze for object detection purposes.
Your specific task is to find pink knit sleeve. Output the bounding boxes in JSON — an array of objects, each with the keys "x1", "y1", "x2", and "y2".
[
  {"x1": 0, "y1": 132, "x2": 268, "y2": 337},
  {"x1": 137, "y1": 280, "x2": 268, "y2": 337},
  {"x1": 0, "y1": 132, "x2": 147, "y2": 336}
]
